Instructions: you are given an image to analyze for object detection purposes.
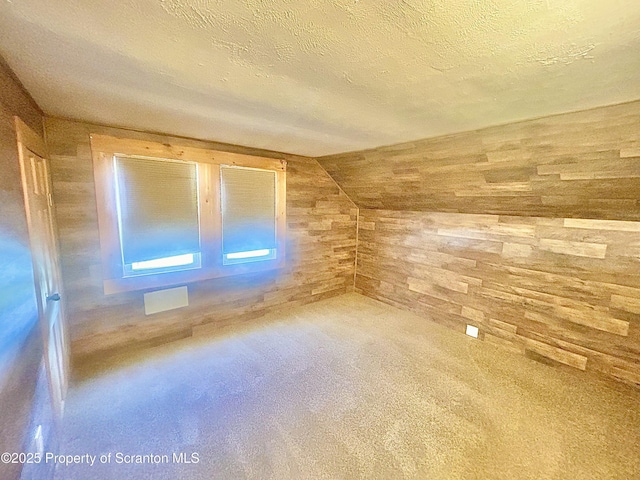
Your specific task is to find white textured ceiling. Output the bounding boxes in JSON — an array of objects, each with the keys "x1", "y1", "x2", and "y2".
[{"x1": 1, "y1": 1, "x2": 639, "y2": 156}]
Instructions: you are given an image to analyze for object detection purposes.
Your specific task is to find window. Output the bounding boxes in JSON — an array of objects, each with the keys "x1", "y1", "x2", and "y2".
[
  {"x1": 90, "y1": 135, "x2": 286, "y2": 294},
  {"x1": 221, "y1": 166, "x2": 277, "y2": 265},
  {"x1": 114, "y1": 156, "x2": 202, "y2": 276}
]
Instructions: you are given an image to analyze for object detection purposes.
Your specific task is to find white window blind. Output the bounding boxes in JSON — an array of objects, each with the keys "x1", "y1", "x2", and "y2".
[
  {"x1": 115, "y1": 156, "x2": 200, "y2": 266},
  {"x1": 221, "y1": 166, "x2": 277, "y2": 255}
]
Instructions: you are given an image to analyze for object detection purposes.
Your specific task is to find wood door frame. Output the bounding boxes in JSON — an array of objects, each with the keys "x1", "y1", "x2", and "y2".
[{"x1": 15, "y1": 116, "x2": 69, "y2": 422}]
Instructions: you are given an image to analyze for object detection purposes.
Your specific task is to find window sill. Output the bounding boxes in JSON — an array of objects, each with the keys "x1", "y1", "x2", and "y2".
[{"x1": 102, "y1": 257, "x2": 285, "y2": 295}]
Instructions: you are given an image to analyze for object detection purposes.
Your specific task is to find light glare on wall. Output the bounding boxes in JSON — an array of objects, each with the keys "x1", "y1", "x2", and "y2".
[{"x1": 131, "y1": 253, "x2": 195, "y2": 271}]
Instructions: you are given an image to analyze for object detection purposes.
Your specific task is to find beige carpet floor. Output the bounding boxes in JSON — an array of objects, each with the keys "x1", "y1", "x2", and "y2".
[{"x1": 54, "y1": 293, "x2": 640, "y2": 479}]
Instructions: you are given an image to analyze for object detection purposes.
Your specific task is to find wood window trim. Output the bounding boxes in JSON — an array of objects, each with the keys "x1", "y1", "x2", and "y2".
[{"x1": 90, "y1": 134, "x2": 286, "y2": 295}]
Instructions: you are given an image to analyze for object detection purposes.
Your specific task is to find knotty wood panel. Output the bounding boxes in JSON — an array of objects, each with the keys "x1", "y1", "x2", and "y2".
[
  {"x1": 318, "y1": 100, "x2": 640, "y2": 220},
  {"x1": 45, "y1": 117, "x2": 357, "y2": 361},
  {"x1": 356, "y1": 209, "x2": 640, "y2": 387}
]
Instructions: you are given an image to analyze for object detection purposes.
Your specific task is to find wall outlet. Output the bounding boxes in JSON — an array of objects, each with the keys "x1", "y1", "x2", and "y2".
[{"x1": 465, "y1": 324, "x2": 479, "y2": 338}]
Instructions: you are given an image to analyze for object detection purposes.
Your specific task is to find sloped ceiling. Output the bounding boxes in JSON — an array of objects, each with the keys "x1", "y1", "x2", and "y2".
[
  {"x1": 0, "y1": 0, "x2": 639, "y2": 156},
  {"x1": 317, "y1": 99, "x2": 640, "y2": 218}
]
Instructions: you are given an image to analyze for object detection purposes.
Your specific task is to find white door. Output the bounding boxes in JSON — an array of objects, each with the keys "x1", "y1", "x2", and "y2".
[{"x1": 15, "y1": 117, "x2": 68, "y2": 421}]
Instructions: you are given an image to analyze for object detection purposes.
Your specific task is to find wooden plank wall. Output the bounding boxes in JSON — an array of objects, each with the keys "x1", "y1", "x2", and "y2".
[
  {"x1": 318, "y1": 100, "x2": 640, "y2": 388},
  {"x1": 318, "y1": 100, "x2": 640, "y2": 221},
  {"x1": 357, "y1": 210, "x2": 640, "y2": 387},
  {"x1": 45, "y1": 117, "x2": 357, "y2": 361}
]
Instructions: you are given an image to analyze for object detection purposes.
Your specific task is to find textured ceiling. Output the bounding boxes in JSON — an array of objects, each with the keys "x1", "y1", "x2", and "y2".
[{"x1": 1, "y1": 0, "x2": 639, "y2": 156}]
